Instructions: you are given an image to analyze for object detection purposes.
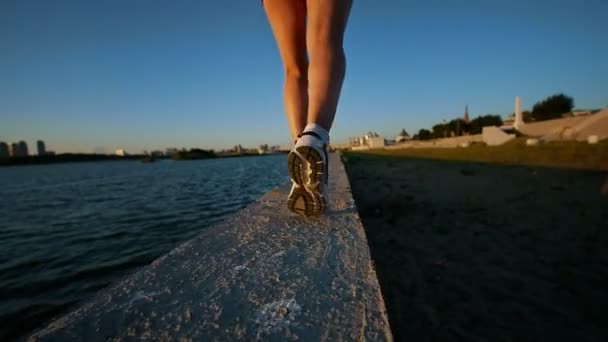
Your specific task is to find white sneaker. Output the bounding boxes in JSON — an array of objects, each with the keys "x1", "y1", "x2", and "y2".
[{"x1": 287, "y1": 131, "x2": 328, "y2": 216}]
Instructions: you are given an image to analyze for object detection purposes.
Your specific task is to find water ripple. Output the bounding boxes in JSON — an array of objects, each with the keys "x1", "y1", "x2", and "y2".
[{"x1": 0, "y1": 155, "x2": 288, "y2": 340}]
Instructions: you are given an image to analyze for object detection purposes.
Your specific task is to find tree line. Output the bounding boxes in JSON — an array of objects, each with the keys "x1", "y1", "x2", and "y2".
[
  {"x1": 412, "y1": 115, "x2": 504, "y2": 140},
  {"x1": 172, "y1": 148, "x2": 217, "y2": 160},
  {"x1": 412, "y1": 93, "x2": 577, "y2": 140}
]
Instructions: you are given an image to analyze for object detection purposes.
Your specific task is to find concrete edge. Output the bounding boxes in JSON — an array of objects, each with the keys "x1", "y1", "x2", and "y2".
[{"x1": 28, "y1": 153, "x2": 393, "y2": 341}]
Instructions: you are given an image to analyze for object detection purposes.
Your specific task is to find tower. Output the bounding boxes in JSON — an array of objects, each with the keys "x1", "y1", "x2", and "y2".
[
  {"x1": 463, "y1": 105, "x2": 470, "y2": 123},
  {"x1": 18, "y1": 141, "x2": 29, "y2": 156},
  {"x1": 11, "y1": 143, "x2": 19, "y2": 157},
  {"x1": 0, "y1": 142, "x2": 8, "y2": 158},
  {"x1": 37, "y1": 140, "x2": 46, "y2": 156},
  {"x1": 514, "y1": 96, "x2": 524, "y2": 129}
]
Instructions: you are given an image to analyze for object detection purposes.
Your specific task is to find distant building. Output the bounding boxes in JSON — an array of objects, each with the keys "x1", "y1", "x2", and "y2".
[
  {"x1": 347, "y1": 137, "x2": 361, "y2": 146},
  {"x1": 0, "y1": 142, "x2": 9, "y2": 158},
  {"x1": 278, "y1": 143, "x2": 294, "y2": 152},
  {"x1": 10, "y1": 141, "x2": 29, "y2": 157},
  {"x1": 37, "y1": 140, "x2": 46, "y2": 156},
  {"x1": 395, "y1": 129, "x2": 410, "y2": 143},
  {"x1": 150, "y1": 150, "x2": 164, "y2": 157},
  {"x1": 368, "y1": 136, "x2": 386, "y2": 149},
  {"x1": 23, "y1": 141, "x2": 29, "y2": 156},
  {"x1": 10, "y1": 143, "x2": 19, "y2": 157},
  {"x1": 115, "y1": 149, "x2": 127, "y2": 157},
  {"x1": 348, "y1": 132, "x2": 386, "y2": 149},
  {"x1": 166, "y1": 148, "x2": 178, "y2": 156},
  {"x1": 20, "y1": 141, "x2": 29, "y2": 156},
  {"x1": 257, "y1": 144, "x2": 269, "y2": 155}
]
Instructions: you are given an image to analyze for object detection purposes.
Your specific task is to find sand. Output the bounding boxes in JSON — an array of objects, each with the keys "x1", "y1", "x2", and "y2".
[{"x1": 343, "y1": 153, "x2": 608, "y2": 342}]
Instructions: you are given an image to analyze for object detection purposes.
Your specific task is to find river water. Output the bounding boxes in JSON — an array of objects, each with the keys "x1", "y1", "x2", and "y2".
[{"x1": 0, "y1": 154, "x2": 288, "y2": 340}]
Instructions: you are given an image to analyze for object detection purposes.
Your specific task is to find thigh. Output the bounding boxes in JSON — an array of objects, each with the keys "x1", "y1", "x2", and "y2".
[{"x1": 263, "y1": 0, "x2": 308, "y2": 70}]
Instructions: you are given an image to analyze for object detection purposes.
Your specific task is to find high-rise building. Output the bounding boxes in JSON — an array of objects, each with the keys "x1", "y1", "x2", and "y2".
[
  {"x1": 11, "y1": 143, "x2": 19, "y2": 157},
  {"x1": 37, "y1": 140, "x2": 46, "y2": 156},
  {"x1": 10, "y1": 141, "x2": 29, "y2": 157},
  {"x1": 0, "y1": 142, "x2": 9, "y2": 158},
  {"x1": 18, "y1": 141, "x2": 29, "y2": 157}
]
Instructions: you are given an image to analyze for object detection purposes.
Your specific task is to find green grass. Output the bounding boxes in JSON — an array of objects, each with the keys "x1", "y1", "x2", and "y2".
[{"x1": 346, "y1": 138, "x2": 608, "y2": 171}]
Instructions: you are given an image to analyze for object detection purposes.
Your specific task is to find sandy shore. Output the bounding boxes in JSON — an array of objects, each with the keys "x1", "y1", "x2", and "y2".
[{"x1": 344, "y1": 153, "x2": 608, "y2": 341}]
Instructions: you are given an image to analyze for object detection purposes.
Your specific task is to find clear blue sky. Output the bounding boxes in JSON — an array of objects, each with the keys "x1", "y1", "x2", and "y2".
[{"x1": 1, "y1": 0, "x2": 607, "y2": 153}]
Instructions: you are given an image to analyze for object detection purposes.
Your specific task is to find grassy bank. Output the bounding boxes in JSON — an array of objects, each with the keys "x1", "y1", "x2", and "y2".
[
  {"x1": 351, "y1": 138, "x2": 608, "y2": 171},
  {"x1": 344, "y1": 154, "x2": 608, "y2": 341}
]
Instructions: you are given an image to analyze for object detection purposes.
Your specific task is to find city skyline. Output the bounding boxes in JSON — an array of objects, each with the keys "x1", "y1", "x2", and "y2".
[
  {"x1": 1, "y1": 0, "x2": 607, "y2": 153},
  {"x1": 0, "y1": 139, "x2": 42, "y2": 157},
  {"x1": 0, "y1": 138, "x2": 281, "y2": 157}
]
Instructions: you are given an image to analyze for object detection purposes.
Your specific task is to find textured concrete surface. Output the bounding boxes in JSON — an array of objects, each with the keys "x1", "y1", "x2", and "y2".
[
  {"x1": 518, "y1": 115, "x2": 588, "y2": 138},
  {"x1": 28, "y1": 154, "x2": 392, "y2": 341},
  {"x1": 574, "y1": 109, "x2": 608, "y2": 141},
  {"x1": 534, "y1": 110, "x2": 608, "y2": 142},
  {"x1": 384, "y1": 135, "x2": 484, "y2": 150},
  {"x1": 482, "y1": 126, "x2": 516, "y2": 146}
]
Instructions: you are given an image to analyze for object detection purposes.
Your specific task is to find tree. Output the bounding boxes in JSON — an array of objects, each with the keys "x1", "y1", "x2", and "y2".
[
  {"x1": 467, "y1": 115, "x2": 503, "y2": 134},
  {"x1": 415, "y1": 129, "x2": 432, "y2": 140},
  {"x1": 448, "y1": 119, "x2": 468, "y2": 136},
  {"x1": 173, "y1": 148, "x2": 216, "y2": 160},
  {"x1": 431, "y1": 119, "x2": 470, "y2": 137},
  {"x1": 531, "y1": 93, "x2": 574, "y2": 121},
  {"x1": 416, "y1": 114, "x2": 504, "y2": 141},
  {"x1": 431, "y1": 123, "x2": 448, "y2": 138}
]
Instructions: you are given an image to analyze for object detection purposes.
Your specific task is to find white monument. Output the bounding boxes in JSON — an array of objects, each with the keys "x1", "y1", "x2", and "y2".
[{"x1": 514, "y1": 96, "x2": 524, "y2": 130}]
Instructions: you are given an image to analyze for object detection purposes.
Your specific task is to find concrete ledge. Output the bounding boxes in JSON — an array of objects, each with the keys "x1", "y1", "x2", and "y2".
[
  {"x1": 482, "y1": 126, "x2": 516, "y2": 146},
  {"x1": 29, "y1": 154, "x2": 393, "y2": 341}
]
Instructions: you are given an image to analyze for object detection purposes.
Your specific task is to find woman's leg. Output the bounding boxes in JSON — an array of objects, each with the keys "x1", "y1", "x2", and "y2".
[
  {"x1": 305, "y1": 0, "x2": 352, "y2": 132},
  {"x1": 263, "y1": 0, "x2": 308, "y2": 142}
]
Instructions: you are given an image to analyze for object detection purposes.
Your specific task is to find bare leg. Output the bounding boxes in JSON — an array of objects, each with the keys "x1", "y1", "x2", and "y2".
[
  {"x1": 306, "y1": 0, "x2": 352, "y2": 132},
  {"x1": 263, "y1": 0, "x2": 308, "y2": 142}
]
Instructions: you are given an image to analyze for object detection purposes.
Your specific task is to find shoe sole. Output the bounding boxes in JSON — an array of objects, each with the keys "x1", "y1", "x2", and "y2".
[
  {"x1": 287, "y1": 146, "x2": 327, "y2": 216},
  {"x1": 286, "y1": 185, "x2": 316, "y2": 217}
]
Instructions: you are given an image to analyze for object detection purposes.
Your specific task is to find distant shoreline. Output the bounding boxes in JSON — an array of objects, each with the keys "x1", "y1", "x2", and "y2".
[
  {"x1": 0, "y1": 151, "x2": 287, "y2": 167},
  {"x1": 0, "y1": 154, "x2": 150, "y2": 167}
]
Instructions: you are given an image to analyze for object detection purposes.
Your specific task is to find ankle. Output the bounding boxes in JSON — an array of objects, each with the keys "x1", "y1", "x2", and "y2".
[{"x1": 303, "y1": 123, "x2": 330, "y2": 144}]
